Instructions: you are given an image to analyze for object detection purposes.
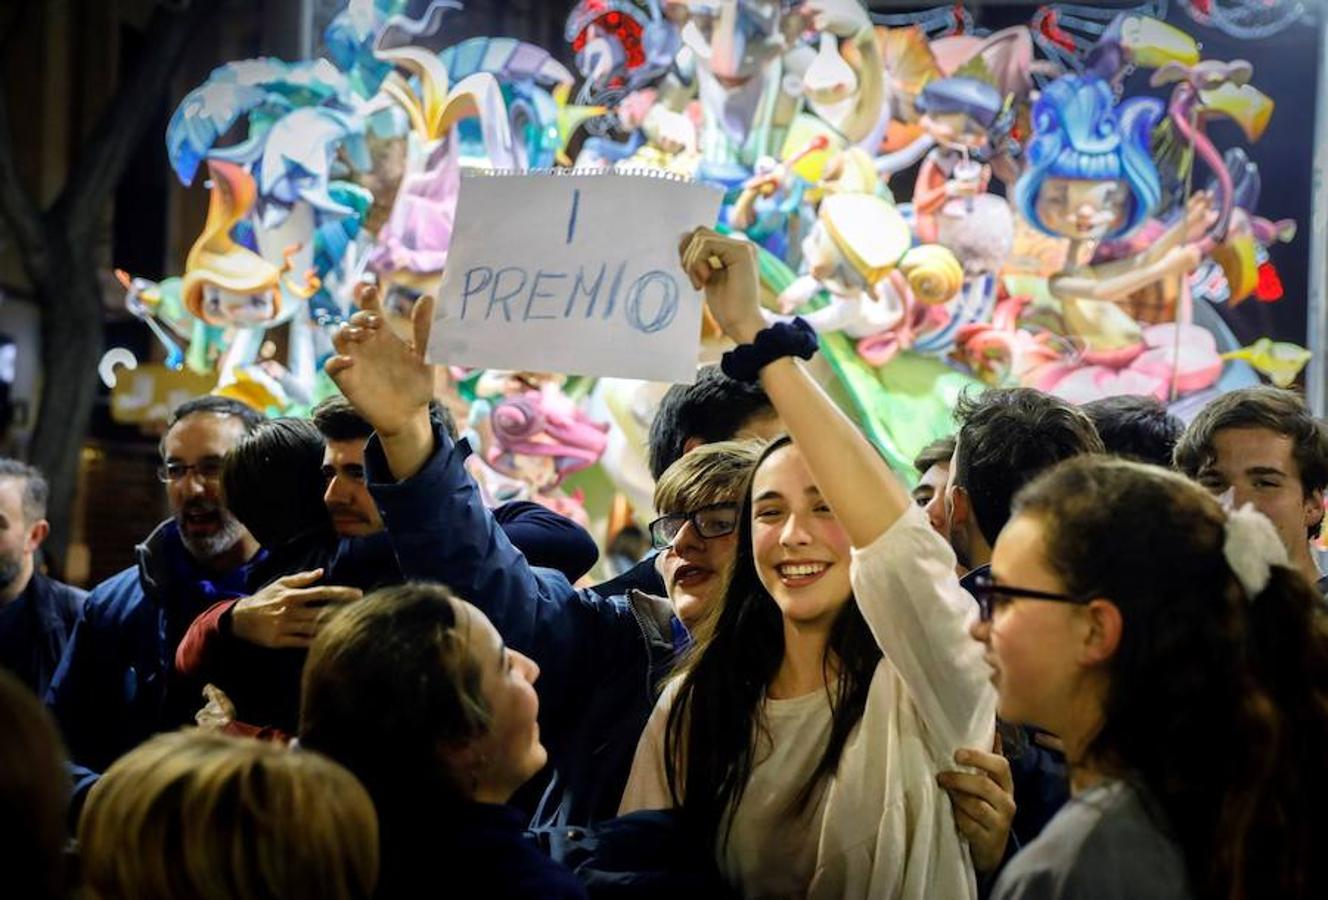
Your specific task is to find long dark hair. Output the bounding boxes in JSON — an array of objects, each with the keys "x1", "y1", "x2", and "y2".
[
  {"x1": 663, "y1": 435, "x2": 882, "y2": 850},
  {"x1": 1015, "y1": 457, "x2": 1328, "y2": 900}
]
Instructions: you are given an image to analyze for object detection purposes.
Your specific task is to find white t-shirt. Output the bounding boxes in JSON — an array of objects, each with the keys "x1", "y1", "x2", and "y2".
[
  {"x1": 723, "y1": 688, "x2": 834, "y2": 898},
  {"x1": 619, "y1": 503, "x2": 998, "y2": 900},
  {"x1": 618, "y1": 683, "x2": 834, "y2": 899}
]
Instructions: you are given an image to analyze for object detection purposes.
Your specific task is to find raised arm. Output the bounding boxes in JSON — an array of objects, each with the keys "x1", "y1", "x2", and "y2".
[
  {"x1": 324, "y1": 285, "x2": 437, "y2": 482},
  {"x1": 680, "y1": 229, "x2": 995, "y2": 751},
  {"x1": 323, "y1": 287, "x2": 560, "y2": 647},
  {"x1": 680, "y1": 228, "x2": 911, "y2": 549}
]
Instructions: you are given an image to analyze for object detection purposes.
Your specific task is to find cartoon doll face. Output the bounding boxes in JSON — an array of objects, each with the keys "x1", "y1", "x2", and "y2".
[
  {"x1": 200, "y1": 284, "x2": 279, "y2": 326},
  {"x1": 1033, "y1": 177, "x2": 1131, "y2": 241},
  {"x1": 915, "y1": 78, "x2": 1002, "y2": 154},
  {"x1": 921, "y1": 110, "x2": 990, "y2": 152},
  {"x1": 801, "y1": 222, "x2": 867, "y2": 295},
  {"x1": 1013, "y1": 76, "x2": 1163, "y2": 243}
]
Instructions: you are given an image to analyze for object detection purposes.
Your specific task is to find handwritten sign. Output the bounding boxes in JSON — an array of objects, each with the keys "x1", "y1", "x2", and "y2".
[{"x1": 429, "y1": 171, "x2": 722, "y2": 383}]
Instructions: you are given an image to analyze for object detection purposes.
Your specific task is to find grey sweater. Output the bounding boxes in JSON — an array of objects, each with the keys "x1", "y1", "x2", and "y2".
[{"x1": 992, "y1": 779, "x2": 1192, "y2": 900}]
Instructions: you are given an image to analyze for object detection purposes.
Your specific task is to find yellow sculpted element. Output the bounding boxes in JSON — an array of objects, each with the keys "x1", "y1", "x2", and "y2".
[{"x1": 182, "y1": 159, "x2": 283, "y2": 326}]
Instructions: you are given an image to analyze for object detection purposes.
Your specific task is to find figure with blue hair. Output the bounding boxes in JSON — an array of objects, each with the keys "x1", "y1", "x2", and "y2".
[
  {"x1": 1011, "y1": 72, "x2": 1244, "y2": 406},
  {"x1": 1014, "y1": 74, "x2": 1204, "y2": 365},
  {"x1": 1015, "y1": 74, "x2": 1163, "y2": 245}
]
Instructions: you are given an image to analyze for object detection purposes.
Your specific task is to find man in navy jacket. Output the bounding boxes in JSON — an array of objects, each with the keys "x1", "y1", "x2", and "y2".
[
  {"x1": 172, "y1": 410, "x2": 600, "y2": 736},
  {"x1": 46, "y1": 397, "x2": 275, "y2": 781},
  {"x1": 0, "y1": 460, "x2": 85, "y2": 699}
]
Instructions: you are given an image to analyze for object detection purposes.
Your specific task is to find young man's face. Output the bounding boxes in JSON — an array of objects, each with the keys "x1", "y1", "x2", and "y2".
[
  {"x1": 913, "y1": 462, "x2": 950, "y2": 536},
  {"x1": 1196, "y1": 427, "x2": 1324, "y2": 563},
  {"x1": 321, "y1": 439, "x2": 385, "y2": 537}
]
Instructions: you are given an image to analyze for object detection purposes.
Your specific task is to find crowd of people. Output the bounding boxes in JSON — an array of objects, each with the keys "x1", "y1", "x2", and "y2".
[{"x1": 3, "y1": 229, "x2": 1328, "y2": 899}]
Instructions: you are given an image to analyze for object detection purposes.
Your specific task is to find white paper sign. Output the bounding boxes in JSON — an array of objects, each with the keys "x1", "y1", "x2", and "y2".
[{"x1": 429, "y1": 170, "x2": 722, "y2": 383}]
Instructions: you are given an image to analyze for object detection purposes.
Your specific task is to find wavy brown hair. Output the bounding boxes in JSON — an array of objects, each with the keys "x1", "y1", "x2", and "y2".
[
  {"x1": 299, "y1": 582, "x2": 491, "y2": 813},
  {"x1": 1014, "y1": 457, "x2": 1328, "y2": 900},
  {"x1": 663, "y1": 436, "x2": 882, "y2": 850}
]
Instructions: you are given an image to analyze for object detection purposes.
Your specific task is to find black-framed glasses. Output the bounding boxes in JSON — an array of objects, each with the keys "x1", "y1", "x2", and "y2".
[
  {"x1": 648, "y1": 503, "x2": 739, "y2": 550},
  {"x1": 158, "y1": 458, "x2": 226, "y2": 484},
  {"x1": 971, "y1": 573, "x2": 1090, "y2": 623}
]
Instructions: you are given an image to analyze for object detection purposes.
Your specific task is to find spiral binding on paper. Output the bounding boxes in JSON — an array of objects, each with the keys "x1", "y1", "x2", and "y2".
[{"x1": 462, "y1": 166, "x2": 695, "y2": 184}]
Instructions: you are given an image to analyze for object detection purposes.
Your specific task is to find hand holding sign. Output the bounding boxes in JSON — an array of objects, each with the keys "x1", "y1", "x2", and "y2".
[
  {"x1": 679, "y1": 227, "x2": 766, "y2": 346},
  {"x1": 326, "y1": 284, "x2": 435, "y2": 439}
]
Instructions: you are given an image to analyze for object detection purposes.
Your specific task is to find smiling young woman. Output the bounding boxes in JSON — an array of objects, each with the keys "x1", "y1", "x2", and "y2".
[{"x1": 617, "y1": 229, "x2": 1003, "y2": 899}]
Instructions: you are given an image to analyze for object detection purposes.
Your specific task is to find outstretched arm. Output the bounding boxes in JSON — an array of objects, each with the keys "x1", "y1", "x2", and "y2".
[
  {"x1": 324, "y1": 286, "x2": 552, "y2": 640},
  {"x1": 680, "y1": 228, "x2": 911, "y2": 549},
  {"x1": 680, "y1": 228, "x2": 996, "y2": 753},
  {"x1": 322, "y1": 284, "x2": 600, "y2": 758},
  {"x1": 1050, "y1": 243, "x2": 1201, "y2": 304},
  {"x1": 324, "y1": 285, "x2": 436, "y2": 481}
]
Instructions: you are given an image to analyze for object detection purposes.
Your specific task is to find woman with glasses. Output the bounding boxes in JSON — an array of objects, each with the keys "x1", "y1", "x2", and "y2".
[
  {"x1": 619, "y1": 229, "x2": 1005, "y2": 899},
  {"x1": 972, "y1": 457, "x2": 1328, "y2": 900}
]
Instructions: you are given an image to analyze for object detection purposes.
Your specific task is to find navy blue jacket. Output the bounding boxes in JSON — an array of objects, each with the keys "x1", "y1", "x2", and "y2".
[
  {"x1": 46, "y1": 522, "x2": 268, "y2": 775},
  {"x1": 174, "y1": 502, "x2": 599, "y2": 736},
  {"x1": 367, "y1": 426, "x2": 684, "y2": 827},
  {"x1": 0, "y1": 571, "x2": 85, "y2": 699},
  {"x1": 377, "y1": 800, "x2": 586, "y2": 900}
]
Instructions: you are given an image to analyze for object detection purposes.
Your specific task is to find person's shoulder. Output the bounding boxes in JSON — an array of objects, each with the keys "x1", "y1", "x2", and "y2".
[
  {"x1": 84, "y1": 566, "x2": 148, "y2": 617},
  {"x1": 994, "y1": 781, "x2": 1191, "y2": 900},
  {"x1": 30, "y1": 573, "x2": 87, "y2": 622},
  {"x1": 588, "y1": 554, "x2": 665, "y2": 600},
  {"x1": 491, "y1": 499, "x2": 545, "y2": 522}
]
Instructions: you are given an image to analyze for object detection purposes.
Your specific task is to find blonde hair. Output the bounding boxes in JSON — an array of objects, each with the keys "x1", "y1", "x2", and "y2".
[
  {"x1": 79, "y1": 731, "x2": 379, "y2": 900},
  {"x1": 653, "y1": 439, "x2": 763, "y2": 516}
]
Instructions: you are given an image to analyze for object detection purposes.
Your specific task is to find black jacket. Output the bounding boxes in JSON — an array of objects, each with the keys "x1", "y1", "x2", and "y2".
[{"x1": 0, "y1": 571, "x2": 85, "y2": 699}]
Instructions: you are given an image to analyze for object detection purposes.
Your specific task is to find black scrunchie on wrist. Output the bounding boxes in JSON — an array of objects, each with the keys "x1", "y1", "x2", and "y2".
[{"x1": 720, "y1": 317, "x2": 819, "y2": 383}]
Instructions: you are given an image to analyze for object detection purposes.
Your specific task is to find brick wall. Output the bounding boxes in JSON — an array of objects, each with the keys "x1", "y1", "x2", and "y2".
[{"x1": 70, "y1": 442, "x2": 168, "y2": 588}]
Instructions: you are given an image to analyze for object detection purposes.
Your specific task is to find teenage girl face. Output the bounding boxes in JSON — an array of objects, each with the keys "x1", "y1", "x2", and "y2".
[
  {"x1": 452, "y1": 600, "x2": 546, "y2": 800},
  {"x1": 750, "y1": 444, "x2": 853, "y2": 629},
  {"x1": 969, "y1": 513, "x2": 1087, "y2": 733}
]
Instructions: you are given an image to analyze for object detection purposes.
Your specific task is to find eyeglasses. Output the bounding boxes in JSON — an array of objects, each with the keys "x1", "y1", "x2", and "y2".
[
  {"x1": 648, "y1": 503, "x2": 739, "y2": 550},
  {"x1": 158, "y1": 459, "x2": 226, "y2": 484},
  {"x1": 971, "y1": 573, "x2": 1090, "y2": 623}
]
